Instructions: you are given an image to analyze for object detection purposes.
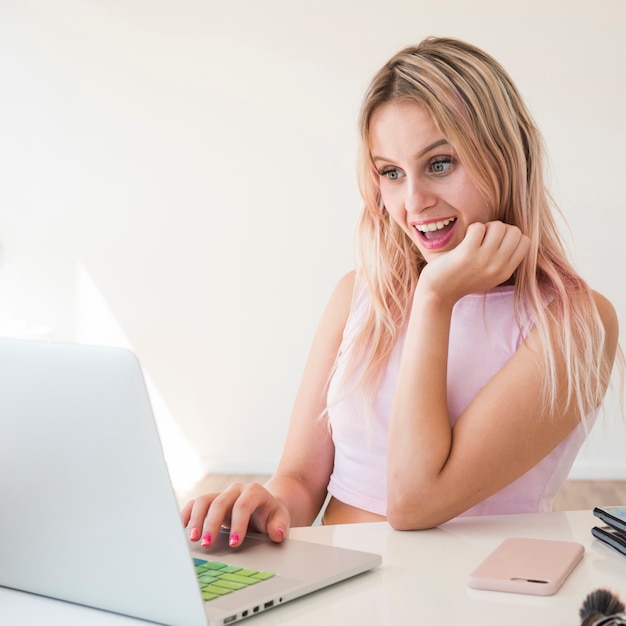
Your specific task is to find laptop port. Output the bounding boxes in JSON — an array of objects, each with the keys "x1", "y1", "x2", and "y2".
[{"x1": 264, "y1": 601, "x2": 274, "y2": 609}]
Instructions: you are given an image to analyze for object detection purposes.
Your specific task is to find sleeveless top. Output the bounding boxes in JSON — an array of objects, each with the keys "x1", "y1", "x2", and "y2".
[{"x1": 326, "y1": 285, "x2": 596, "y2": 517}]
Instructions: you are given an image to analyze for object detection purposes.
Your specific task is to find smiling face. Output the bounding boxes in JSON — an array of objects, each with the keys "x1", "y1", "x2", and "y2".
[{"x1": 369, "y1": 100, "x2": 492, "y2": 263}]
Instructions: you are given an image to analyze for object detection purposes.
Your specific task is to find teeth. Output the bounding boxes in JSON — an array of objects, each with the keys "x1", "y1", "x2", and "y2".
[{"x1": 416, "y1": 218, "x2": 455, "y2": 233}]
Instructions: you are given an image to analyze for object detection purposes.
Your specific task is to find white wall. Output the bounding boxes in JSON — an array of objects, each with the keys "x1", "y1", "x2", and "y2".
[{"x1": 1, "y1": 0, "x2": 624, "y2": 491}]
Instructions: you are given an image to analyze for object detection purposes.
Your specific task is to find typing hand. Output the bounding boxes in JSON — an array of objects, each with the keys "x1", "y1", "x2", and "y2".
[
  {"x1": 181, "y1": 482, "x2": 290, "y2": 548},
  {"x1": 418, "y1": 221, "x2": 530, "y2": 304}
]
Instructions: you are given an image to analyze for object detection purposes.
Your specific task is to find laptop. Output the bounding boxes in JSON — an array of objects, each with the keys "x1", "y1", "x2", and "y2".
[{"x1": 0, "y1": 338, "x2": 381, "y2": 625}]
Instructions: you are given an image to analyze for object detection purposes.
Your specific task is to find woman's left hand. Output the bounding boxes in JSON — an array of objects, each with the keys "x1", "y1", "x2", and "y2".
[{"x1": 418, "y1": 221, "x2": 530, "y2": 304}]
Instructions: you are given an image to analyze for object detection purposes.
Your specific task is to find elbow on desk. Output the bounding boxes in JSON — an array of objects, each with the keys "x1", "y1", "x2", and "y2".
[
  {"x1": 386, "y1": 501, "x2": 442, "y2": 531},
  {"x1": 386, "y1": 477, "x2": 467, "y2": 530}
]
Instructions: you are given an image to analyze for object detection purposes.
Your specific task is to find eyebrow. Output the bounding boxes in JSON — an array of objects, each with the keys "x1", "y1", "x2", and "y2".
[{"x1": 372, "y1": 139, "x2": 450, "y2": 164}]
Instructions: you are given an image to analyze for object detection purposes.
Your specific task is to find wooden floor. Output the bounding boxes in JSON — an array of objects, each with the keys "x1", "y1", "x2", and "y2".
[
  {"x1": 553, "y1": 480, "x2": 626, "y2": 511},
  {"x1": 178, "y1": 475, "x2": 626, "y2": 511}
]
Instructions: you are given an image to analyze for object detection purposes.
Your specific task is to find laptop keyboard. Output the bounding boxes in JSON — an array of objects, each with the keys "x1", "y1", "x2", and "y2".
[{"x1": 194, "y1": 558, "x2": 276, "y2": 601}]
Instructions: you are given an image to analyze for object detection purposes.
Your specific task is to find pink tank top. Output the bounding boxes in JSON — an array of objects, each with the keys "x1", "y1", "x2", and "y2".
[{"x1": 326, "y1": 285, "x2": 596, "y2": 517}]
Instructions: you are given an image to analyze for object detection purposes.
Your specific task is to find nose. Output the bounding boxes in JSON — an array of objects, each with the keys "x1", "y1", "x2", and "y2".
[{"x1": 405, "y1": 180, "x2": 436, "y2": 215}]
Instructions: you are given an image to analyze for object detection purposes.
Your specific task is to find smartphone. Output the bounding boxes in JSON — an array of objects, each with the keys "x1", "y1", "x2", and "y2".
[
  {"x1": 592, "y1": 526, "x2": 626, "y2": 558},
  {"x1": 467, "y1": 537, "x2": 584, "y2": 596},
  {"x1": 593, "y1": 507, "x2": 626, "y2": 535}
]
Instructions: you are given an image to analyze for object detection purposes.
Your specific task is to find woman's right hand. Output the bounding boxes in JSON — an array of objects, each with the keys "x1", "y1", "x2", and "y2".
[{"x1": 181, "y1": 482, "x2": 291, "y2": 548}]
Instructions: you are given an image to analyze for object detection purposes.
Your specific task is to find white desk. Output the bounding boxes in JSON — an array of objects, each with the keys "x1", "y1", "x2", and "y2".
[{"x1": 2, "y1": 510, "x2": 625, "y2": 625}]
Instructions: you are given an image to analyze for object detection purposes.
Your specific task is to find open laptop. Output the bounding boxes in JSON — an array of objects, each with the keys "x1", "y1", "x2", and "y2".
[{"x1": 0, "y1": 338, "x2": 381, "y2": 625}]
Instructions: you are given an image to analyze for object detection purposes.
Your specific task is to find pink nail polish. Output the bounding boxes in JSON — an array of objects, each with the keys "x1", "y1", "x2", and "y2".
[
  {"x1": 189, "y1": 527, "x2": 200, "y2": 541},
  {"x1": 201, "y1": 533, "x2": 211, "y2": 547},
  {"x1": 229, "y1": 533, "x2": 239, "y2": 546}
]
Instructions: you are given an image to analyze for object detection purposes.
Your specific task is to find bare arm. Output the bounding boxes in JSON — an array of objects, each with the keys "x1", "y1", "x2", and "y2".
[
  {"x1": 182, "y1": 271, "x2": 355, "y2": 545},
  {"x1": 386, "y1": 222, "x2": 618, "y2": 529}
]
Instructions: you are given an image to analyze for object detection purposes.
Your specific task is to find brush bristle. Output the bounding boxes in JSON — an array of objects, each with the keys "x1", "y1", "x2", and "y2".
[{"x1": 580, "y1": 589, "x2": 626, "y2": 621}]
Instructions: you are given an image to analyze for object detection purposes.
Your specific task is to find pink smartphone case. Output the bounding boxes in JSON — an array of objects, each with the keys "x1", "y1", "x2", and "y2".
[{"x1": 467, "y1": 537, "x2": 584, "y2": 596}]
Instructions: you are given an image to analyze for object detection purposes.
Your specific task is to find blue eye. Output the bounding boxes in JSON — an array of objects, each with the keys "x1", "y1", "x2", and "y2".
[
  {"x1": 379, "y1": 167, "x2": 403, "y2": 181},
  {"x1": 430, "y1": 157, "x2": 452, "y2": 174}
]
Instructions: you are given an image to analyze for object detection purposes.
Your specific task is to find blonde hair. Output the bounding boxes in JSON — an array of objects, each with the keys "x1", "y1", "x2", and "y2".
[{"x1": 344, "y1": 36, "x2": 611, "y2": 422}]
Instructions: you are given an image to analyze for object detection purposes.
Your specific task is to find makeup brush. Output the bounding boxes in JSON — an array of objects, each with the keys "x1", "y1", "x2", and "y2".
[{"x1": 580, "y1": 588, "x2": 626, "y2": 626}]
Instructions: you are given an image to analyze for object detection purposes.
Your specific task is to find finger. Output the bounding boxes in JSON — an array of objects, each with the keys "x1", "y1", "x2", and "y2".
[
  {"x1": 494, "y1": 225, "x2": 526, "y2": 264},
  {"x1": 468, "y1": 223, "x2": 524, "y2": 287},
  {"x1": 227, "y1": 483, "x2": 277, "y2": 547},
  {"x1": 491, "y1": 227, "x2": 529, "y2": 284},
  {"x1": 249, "y1": 494, "x2": 290, "y2": 544},
  {"x1": 184, "y1": 492, "x2": 225, "y2": 544},
  {"x1": 482, "y1": 223, "x2": 524, "y2": 261},
  {"x1": 265, "y1": 508, "x2": 290, "y2": 543},
  {"x1": 199, "y1": 484, "x2": 245, "y2": 547},
  {"x1": 507, "y1": 232, "x2": 530, "y2": 269},
  {"x1": 481, "y1": 221, "x2": 509, "y2": 252},
  {"x1": 181, "y1": 500, "x2": 194, "y2": 527},
  {"x1": 463, "y1": 221, "x2": 488, "y2": 247}
]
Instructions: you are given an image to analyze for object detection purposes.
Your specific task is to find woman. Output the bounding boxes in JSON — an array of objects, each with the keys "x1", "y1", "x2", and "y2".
[{"x1": 183, "y1": 37, "x2": 619, "y2": 547}]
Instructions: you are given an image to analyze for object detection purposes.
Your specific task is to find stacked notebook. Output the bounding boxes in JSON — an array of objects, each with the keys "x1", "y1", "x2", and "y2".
[{"x1": 592, "y1": 507, "x2": 626, "y2": 557}]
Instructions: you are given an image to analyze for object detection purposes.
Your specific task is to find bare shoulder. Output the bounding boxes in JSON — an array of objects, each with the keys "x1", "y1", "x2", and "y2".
[
  {"x1": 310, "y1": 270, "x2": 356, "y2": 347},
  {"x1": 324, "y1": 270, "x2": 356, "y2": 322},
  {"x1": 333, "y1": 270, "x2": 356, "y2": 298},
  {"x1": 591, "y1": 290, "x2": 619, "y2": 339},
  {"x1": 592, "y1": 291, "x2": 620, "y2": 377}
]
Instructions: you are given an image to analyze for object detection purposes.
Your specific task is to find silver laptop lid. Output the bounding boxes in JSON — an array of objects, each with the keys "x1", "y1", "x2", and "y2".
[{"x1": 0, "y1": 339, "x2": 207, "y2": 625}]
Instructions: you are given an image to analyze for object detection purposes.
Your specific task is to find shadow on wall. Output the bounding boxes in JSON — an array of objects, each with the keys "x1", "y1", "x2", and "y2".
[{"x1": 0, "y1": 260, "x2": 205, "y2": 493}]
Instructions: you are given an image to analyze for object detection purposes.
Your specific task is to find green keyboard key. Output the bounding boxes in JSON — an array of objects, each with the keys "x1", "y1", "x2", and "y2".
[
  {"x1": 202, "y1": 584, "x2": 233, "y2": 596},
  {"x1": 193, "y1": 557, "x2": 276, "y2": 602},
  {"x1": 204, "y1": 561, "x2": 229, "y2": 571},
  {"x1": 219, "y1": 573, "x2": 261, "y2": 586},
  {"x1": 236, "y1": 568, "x2": 259, "y2": 577},
  {"x1": 212, "y1": 579, "x2": 247, "y2": 591},
  {"x1": 197, "y1": 574, "x2": 219, "y2": 585},
  {"x1": 201, "y1": 591, "x2": 220, "y2": 601}
]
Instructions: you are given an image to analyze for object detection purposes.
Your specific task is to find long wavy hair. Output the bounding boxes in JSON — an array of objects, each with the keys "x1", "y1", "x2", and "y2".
[{"x1": 342, "y1": 36, "x2": 612, "y2": 423}]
